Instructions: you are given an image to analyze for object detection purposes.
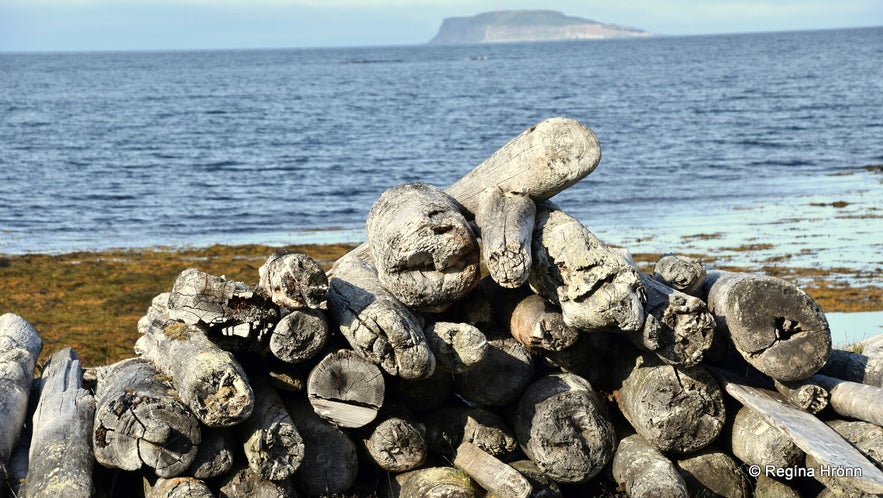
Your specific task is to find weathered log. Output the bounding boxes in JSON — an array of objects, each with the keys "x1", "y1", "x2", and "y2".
[
  {"x1": 611, "y1": 433, "x2": 688, "y2": 498},
  {"x1": 485, "y1": 460, "x2": 562, "y2": 498},
  {"x1": 702, "y1": 268, "x2": 831, "y2": 381},
  {"x1": 753, "y1": 473, "x2": 802, "y2": 498},
  {"x1": 0, "y1": 313, "x2": 42, "y2": 489},
  {"x1": 617, "y1": 356, "x2": 726, "y2": 454},
  {"x1": 237, "y1": 379, "x2": 304, "y2": 482},
  {"x1": 25, "y1": 348, "x2": 95, "y2": 498},
  {"x1": 144, "y1": 476, "x2": 213, "y2": 498},
  {"x1": 810, "y1": 373, "x2": 883, "y2": 426},
  {"x1": 772, "y1": 378, "x2": 829, "y2": 414},
  {"x1": 858, "y1": 334, "x2": 883, "y2": 357},
  {"x1": 268, "y1": 308, "x2": 329, "y2": 364},
  {"x1": 424, "y1": 321, "x2": 488, "y2": 374},
  {"x1": 257, "y1": 250, "x2": 328, "y2": 309},
  {"x1": 730, "y1": 405, "x2": 804, "y2": 469},
  {"x1": 675, "y1": 448, "x2": 750, "y2": 498},
  {"x1": 454, "y1": 441, "x2": 531, "y2": 498},
  {"x1": 135, "y1": 321, "x2": 255, "y2": 427},
  {"x1": 514, "y1": 373, "x2": 616, "y2": 483},
  {"x1": 422, "y1": 406, "x2": 519, "y2": 461},
  {"x1": 529, "y1": 202, "x2": 645, "y2": 333},
  {"x1": 307, "y1": 349, "x2": 385, "y2": 429},
  {"x1": 474, "y1": 186, "x2": 535, "y2": 289},
  {"x1": 827, "y1": 419, "x2": 883, "y2": 468},
  {"x1": 653, "y1": 253, "x2": 706, "y2": 297},
  {"x1": 819, "y1": 348, "x2": 883, "y2": 387},
  {"x1": 364, "y1": 415, "x2": 427, "y2": 473},
  {"x1": 394, "y1": 466, "x2": 479, "y2": 498},
  {"x1": 5, "y1": 428, "x2": 29, "y2": 498},
  {"x1": 188, "y1": 427, "x2": 235, "y2": 480},
  {"x1": 480, "y1": 279, "x2": 579, "y2": 352},
  {"x1": 455, "y1": 336, "x2": 533, "y2": 406},
  {"x1": 217, "y1": 466, "x2": 295, "y2": 498},
  {"x1": 327, "y1": 253, "x2": 435, "y2": 380},
  {"x1": 366, "y1": 182, "x2": 481, "y2": 312},
  {"x1": 92, "y1": 357, "x2": 201, "y2": 477}
]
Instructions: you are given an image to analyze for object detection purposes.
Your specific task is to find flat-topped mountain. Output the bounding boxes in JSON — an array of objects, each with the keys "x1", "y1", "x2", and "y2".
[{"x1": 429, "y1": 10, "x2": 651, "y2": 45}]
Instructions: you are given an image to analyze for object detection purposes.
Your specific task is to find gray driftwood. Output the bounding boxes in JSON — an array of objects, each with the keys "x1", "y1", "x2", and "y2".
[
  {"x1": 455, "y1": 336, "x2": 534, "y2": 406},
  {"x1": 257, "y1": 250, "x2": 328, "y2": 309},
  {"x1": 858, "y1": 334, "x2": 883, "y2": 357},
  {"x1": 424, "y1": 321, "x2": 488, "y2": 374},
  {"x1": 327, "y1": 253, "x2": 435, "y2": 379},
  {"x1": 422, "y1": 406, "x2": 519, "y2": 461},
  {"x1": 135, "y1": 320, "x2": 255, "y2": 427},
  {"x1": 0, "y1": 313, "x2": 42, "y2": 491},
  {"x1": 611, "y1": 433, "x2": 688, "y2": 498},
  {"x1": 454, "y1": 441, "x2": 531, "y2": 498},
  {"x1": 474, "y1": 186, "x2": 535, "y2": 289},
  {"x1": 237, "y1": 379, "x2": 304, "y2": 482},
  {"x1": 702, "y1": 268, "x2": 831, "y2": 381},
  {"x1": 529, "y1": 202, "x2": 645, "y2": 333},
  {"x1": 772, "y1": 378, "x2": 829, "y2": 414},
  {"x1": 730, "y1": 405, "x2": 804, "y2": 469},
  {"x1": 92, "y1": 357, "x2": 200, "y2": 477},
  {"x1": 144, "y1": 476, "x2": 213, "y2": 498},
  {"x1": 188, "y1": 427, "x2": 235, "y2": 479},
  {"x1": 514, "y1": 373, "x2": 615, "y2": 484},
  {"x1": 25, "y1": 348, "x2": 94, "y2": 498},
  {"x1": 827, "y1": 419, "x2": 883, "y2": 468},
  {"x1": 307, "y1": 349, "x2": 385, "y2": 428},
  {"x1": 810, "y1": 373, "x2": 883, "y2": 426},
  {"x1": 819, "y1": 348, "x2": 883, "y2": 387},
  {"x1": 753, "y1": 473, "x2": 802, "y2": 498},
  {"x1": 675, "y1": 448, "x2": 750, "y2": 498},
  {"x1": 653, "y1": 253, "x2": 706, "y2": 297},
  {"x1": 481, "y1": 279, "x2": 579, "y2": 352},
  {"x1": 486, "y1": 460, "x2": 562, "y2": 498},
  {"x1": 394, "y1": 466, "x2": 479, "y2": 498},
  {"x1": 217, "y1": 466, "x2": 294, "y2": 498},
  {"x1": 269, "y1": 308, "x2": 329, "y2": 364},
  {"x1": 364, "y1": 415, "x2": 427, "y2": 472}
]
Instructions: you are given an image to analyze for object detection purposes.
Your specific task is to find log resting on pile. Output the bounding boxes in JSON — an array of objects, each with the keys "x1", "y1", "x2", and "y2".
[
  {"x1": 653, "y1": 253, "x2": 706, "y2": 297},
  {"x1": 364, "y1": 414, "x2": 428, "y2": 473},
  {"x1": 611, "y1": 433, "x2": 688, "y2": 498},
  {"x1": 819, "y1": 348, "x2": 883, "y2": 387},
  {"x1": 675, "y1": 448, "x2": 750, "y2": 498},
  {"x1": 423, "y1": 321, "x2": 488, "y2": 374},
  {"x1": 453, "y1": 442, "x2": 532, "y2": 498},
  {"x1": 473, "y1": 186, "x2": 535, "y2": 289},
  {"x1": 810, "y1": 373, "x2": 883, "y2": 427},
  {"x1": 394, "y1": 466, "x2": 480, "y2": 498},
  {"x1": 422, "y1": 406, "x2": 519, "y2": 461},
  {"x1": 257, "y1": 250, "x2": 328, "y2": 310},
  {"x1": 237, "y1": 379, "x2": 304, "y2": 482},
  {"x1": 306, "y1": 349, "x2": 385, "y2": 428},
  {"x1": 730, "y1": 405, "x2": 804, "y2": 469},
  {"x1": 772, "y1": 378, "x2": 829, "y2": 414},
  {"x1": 455, "y1": 336, "x2": 534, "y2": 407},
  {"x1": 144, "y1": 476, "x2": 213, "y2": 498},
  {"x1": 702, "y1": 268, "x2": 831, "y2": 381}
]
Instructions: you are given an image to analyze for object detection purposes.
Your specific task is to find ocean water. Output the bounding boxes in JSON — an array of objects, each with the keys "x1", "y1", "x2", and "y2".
[{"x1": 1, "y1": 27, "x2": 881, "y2": 281}]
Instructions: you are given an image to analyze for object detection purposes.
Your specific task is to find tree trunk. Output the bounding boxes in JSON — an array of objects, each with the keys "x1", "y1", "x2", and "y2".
[
  {"x1": 819, "y1": 348, "x2": 883, "y2": 387},
  {"x1": 188, "y1": 427, "x2": 235, "y2": 480},
  {"x1": 327, "y1": 253, "x2": 435, "y2": 380},
  {"x1": 810, "y1": 373, "x2": 883, "y2": 426},
  {"x1": 529, "y1": 202, "x2": 645, "y2": 333},
  {"x1": 653, "y1": 253, "x2": 706, "y2": 297},
  {"x1": 422, "y1": 406, "x2": 519, "y2": 461},
  {"x1": 611, "y1": 433, "x2": 688, "y2": 498},
  {"x1": 455, "y1": 336, "x2": 533, "y2": 407},
  {"x1": 135, "y1": 321, "x2": 255, "y2": 427},
  {"x1": 366, "y1": 182, "x2": 481, "y2": 313},
  {"x1": 772, "y1": 378, "x2": 829, "y2": 414},
  {"x1": 364, "y1": 415, "x2": 427, "y2": 473},
  {"x1": 237, "y1": 379, "x2": 304, "y2": 482},
  {"x1": 826, "y1": 419, "x2": 883, "y2": 468},
  {"x1": 92, "y1": 357, "x2": 201, "y2": 477},
  {"x1": 675, "y1": 448, "x2": 750, "y2": 498},
  {"x1": 144, "y1": 476, "x2": 213, "y2": 498},
  {"x1": 217, "y1": 466, "x2": 295, "y2": 498},
  {"x1": 268, "y1": 308, "x2": 329, "y2": 364},
  {"x1": 257, "y1": 250, "x2": 328, "y2": 310},
  {"x1": 307, "y1": 349, "x2": 385, "y2": 429},
  {"x1": 424, "y1": 321, "x2": 488, "y2": 374},
  {"x1": 474, "y1": 186, "x2": 535, "y2": 289},
  {"x1": 394, "y1": 466, "x2": 480, "y2": 498},
  {"x1": 0, "y1": 313, "x2": 42, "y2": 490},
  {"x1": 25, "y1": 348, "x2": 95, "y2": 498},
  {"x1": 514, "y1": 373, "x2": 616, "y2": 484},
  {"x1": 702, "y1": 268, "x2": 831, "y2": 381},
  {"x1": 730, "y1": 405, "x2": 804, "y2": 469},
  {"x1": 454, "y1": 441, "x2": 531, "y2": 498}
]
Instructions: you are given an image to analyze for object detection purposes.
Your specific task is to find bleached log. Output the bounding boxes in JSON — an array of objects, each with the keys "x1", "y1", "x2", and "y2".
[
  {"x1": 474, "y1": 186, "x2": 535, "y2": 289},
  {"x1": 237, "y1": 379, "x2": 304, "y2": 482},
  {"x1": 422, "y1": 406, "x2": 519, "y2": 461},
  {"x1": 25, "y1": 348, "x2": 95, "y2": 498},
  {"x1": 485, "y1": 460, "x2": 562, "y2": 498},
  {"x1": 454, "y1": 442, "x2": 531, "y2": 498},
  {"x1": 611, "y1": 433, "x2": 688, "y2": 498},
  {"x1": 858, "y1": 334, "x2": 883, "y2": 357},
  {"x1": 92, "y1": 358, "x2": 200, "y2": 477},
  {"x1": 327, "y1": 253, "x2": 435, "y2": 380},
  {"x1": 827, "y1": 419, "x2": 883, "y2": 468},
  {"x1": 455, "y1": 336, "x2": 533, "y2": 406},
  {"x1": 217, "y1": 466, "x2": 294, "y2": 498},
  {"x1": 307, "y1": 349, "x2": 385, "y2": 428},
  {"x1": 702, "y1": 268, "x2": 831, "y2": 381},
  {"x1": 653, "y1": 253, "x2": 706, "y2": 297},
  {"x1": 529, "y1": 202, "x2": 645, "y2": 333},
  {"x1": 257, "y1": 250, "x2": 328, "y2": 309},
  {"x1": 268, "y1": 308, "x2": 329, "y2": 364},
  {"x1": 675, "y1": 448, "x2": 750, "y2": 498},
  {"x1": 772, "y1": 378, "x2": 829, "y2": 414},
  {"x1": 424, "y1": 321, "x2": 488, "y2": 374},
  {"x1": 364, "y1": 415, "x2": 427, "y2": 472},
  {"x1": 514, "y1": 373, "x2": 615, "y2": 484},
  {"x1": 810, "y1": 373, "x2": 883, "y2": 426},
  {"x1": 0, "y1": 313, "x2": 42, "y2": 493},
  {"x1": 188, "y1": 427, "x2": 235, "y2": 480},
  {"x1": 135, "y1": 321, "x2": 254, "y2": 427},
  {"x1": 819, "y1": 348, "x2": 883, "y2": 387},
  {"x1": 730, "y1": 405, "x2": 804, "y2": 469},
  {"x1": 481, "y1": 279, "x2": 579, "y2": 352},
  {"x1": 144, "y1": 476, "x2": 213, "y2": 498},
  {"x1": 394, "y1": 466, "x2": 480, "y2": 498}
]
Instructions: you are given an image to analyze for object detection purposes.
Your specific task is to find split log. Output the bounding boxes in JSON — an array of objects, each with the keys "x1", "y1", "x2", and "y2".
[
  {"x1": 617, "y1": 356, "x2": 726, "y2": 454},
  {"x1": 237, "y1": 379, "x2": 304, "y2": 482},
  {"x1": 366, "y1": 182, "x2": 480, "y2": 313},
  {"x1": 772, "y1": 378, "x2": 829, "y2": 414},
  {"x1": 394, "y1": 467, "x2": 479, "y2": 498},
  {"x1": 481, "y1": 279, "x2": 579, "y2": 352},
  {"x1": 424, "y1": 321, "x2": 488, "y2": 374},
  {"x1": 144, "y1": 476, "x2": 213, "y2": 498},
  {"x1": 327, "y1": 253, "x2": 435, "y2": 380},
  {"x1": 653, "y1": 253, "x2": 706, "y2": 297},
  {"x1": 364, "y1": 415, "x2": 427, "y2": 472},
  {"x1": 529, "y1": 202, "x2": 645, "y2": 333},
  {"x1": 307, "y1": 349, "x2": 385, "y2": 428},
  {"x1": 826, "y1": 420, "x2": 883, "y2": 468},
  {"x1": 486, "y1": 460, "x2": 562, "y2": 498},
  {"x1": 819, "y1": 348, "x2": 883, "y2": 387},
  {"x1": 25, "y1": 348, "x2": 95, "y2": 498},
  {"x1": 810, "y1": 373, "x2": 883, "y2": 426},
  {"x1": 455, "y1": 336, "x2": 533, "y2": 406},
  {"x1": 753, "y1": 473, "x2": 802, "y2": 498},
  {"x1": 611, "y1": 433, "x2": 688, "y2": 498},
  {"x1": 217, "y1": 466, "x2": 294, "y2": 498},
  {"x1": 188, "y1": 427, "x2": 235, "y2": 480},
  {"x1": 92, "y1": 357, "x2": 201, "y2": 477},
  {"x1": 730, "y1": 406, "x2": 804, "y2": 469},
  {"x1": 474, "y1": 186, "x2": 535, "y2": 289},
  {"x1": 514, "y1": 373, "x2": 616, "y2": 483},
  {"x1": 257, "y1": 250, "x2": 328, "y2": 309},
  {"x1": 702, "y1": 268, "x2": 831, "y2": 381},
  {"x1": 454, "y1": 441, "x2": 531, "y2": 498},
  {"x1": 0, "y1": 313, "x2": 42, "y2": 489},
  {"x1": 422, "y1": 406, "x2": 519, "y2": 461},
  {"x1": 268, "y1": 308, "x2": 329, "y2": 364},
  {"x1": 675, "y1": 448, "x2": 750, "y2": 498},
  {"x1": 135, "y1": 321, "x2": 255, "y2": 427}
]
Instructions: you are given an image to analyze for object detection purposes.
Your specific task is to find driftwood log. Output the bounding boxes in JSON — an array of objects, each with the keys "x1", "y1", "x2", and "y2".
[
  {"x1": 486, "y1": 460, "x2": 563, "y2": 498},
  {"x1": 144, "y1": 476, "x2": 213, "y2": 498},
  {"x1": 269, "y1": 308, "x2": 329, "y2": 364},
  {"x1": 772, "y1": 378, "x2": 829, "y2": 414},
  {"x1": 422, "y1": 406, "x2": 519, "y2": 461},
  {"x1": 810, "y1": 373, "x2": 883, "y2": 426},
  {"x1": 653, "y1": 253, "x2": 706, "y2": 297},
  {"x1": 257, "y1": 250, "x2": 328, "y2": 309},
  {"x1": 675, "y1": 448, "x2": 750, "y2": 498},
  {"x1": 730, "y1": 405, "x2": 804, "y2": 469},
  {"x1": 702, "y1": 268, "x2": 831, "y2": 381},
  {"x1": 217, "y1": 466, "x2": 294, "y2": 498},
  {"x1": 188, "y1": 427, "x2": 235, "y2": 479},
  {"x1": 394, "y1": 466, "x2": 479, "y2": 498},
  {"x1": 237, "y1": 379, "x2": 303, "y2": 482},
  {"x1": 827, "y1": 420, "x2": 883, "y2": 468},
  {"x1": 611, "y1": 433, "x2": 688, "y2": 498},
  {"x1": 92, "y1": 357, "x2": 201, "y2": 477},
  {"x1": 819, "y1": 348, "x2": 883, "y2": 387},
  {"x1": 454, "y1": 441, "x2": 531, "y2": 498},
  {"x1": 364, "y1": 414, "x2": 427, "y2": 472},
  {"x1": 307, "y1": 349, "x2": 385, "y2": 428},
  {"x1": 455, "y1": 336, "x2": 534, "y2": 406},
  {"x1": 25, "y1": 348, "x2": 95, "y2": 498},
  {"x1": 753, "y1": 473, "x2": 801, "y2": 498},
  {"x1": 474, "y1": 186, "x2": 535, "y2": 289},
  {"x1": 423, "y1": 321, "x2": 488, "y2": 374}
]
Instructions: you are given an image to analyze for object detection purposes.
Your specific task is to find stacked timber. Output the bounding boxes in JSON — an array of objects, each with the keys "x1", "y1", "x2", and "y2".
[{"x1": 2, "y1": 117, "x2": 883, "y2": 498}]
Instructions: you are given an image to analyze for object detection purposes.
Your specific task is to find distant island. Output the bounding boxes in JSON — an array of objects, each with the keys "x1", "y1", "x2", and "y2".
[{"x1": 429, "y1": 10, "x2": 652, "y2": 45}]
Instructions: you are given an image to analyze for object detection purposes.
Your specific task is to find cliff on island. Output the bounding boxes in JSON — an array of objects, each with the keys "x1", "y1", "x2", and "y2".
[{"x1": 429, "y1": 10, "x2": 652, "y2": 45}]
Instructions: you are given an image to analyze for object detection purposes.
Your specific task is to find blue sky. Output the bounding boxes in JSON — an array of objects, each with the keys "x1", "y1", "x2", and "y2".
[{"x1": 1, "y1": 0, "x2": 881, "y2": 52}]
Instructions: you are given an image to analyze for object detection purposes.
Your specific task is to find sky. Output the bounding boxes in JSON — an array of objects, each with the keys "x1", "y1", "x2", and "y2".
[{"x1": 1, "y1": 0, "x2": 881, "y2": 52}]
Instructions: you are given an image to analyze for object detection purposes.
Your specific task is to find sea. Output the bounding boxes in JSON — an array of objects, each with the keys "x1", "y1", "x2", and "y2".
[{"x1": 1, "y1": 27, "x2": 881, "y2": 280}]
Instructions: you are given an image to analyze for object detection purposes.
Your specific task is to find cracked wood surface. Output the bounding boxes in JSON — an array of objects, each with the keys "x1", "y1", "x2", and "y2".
[
  {"x1": 474, "y1": 186, "x2": 535, "y2": 289},
  {"x1": 307, "y1": 349, "x2": 385, "y2": 428},
  {"x1": 237, "y1": 379, "x2": 304, "y2": 482},
  {"x1": 611, "y1": 434, "x2": 688, "y2": 498},
  {"x1": 257, "y1": 250, "x2": 328, "y2": 310}
]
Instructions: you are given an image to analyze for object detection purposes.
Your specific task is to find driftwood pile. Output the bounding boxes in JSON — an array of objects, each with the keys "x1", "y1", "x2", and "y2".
[{"x1": 3, "y1": 117, "x2": 883, "y2": 497}]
